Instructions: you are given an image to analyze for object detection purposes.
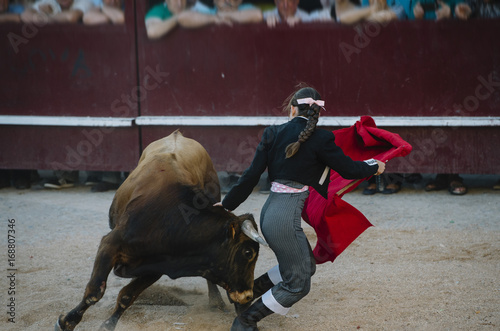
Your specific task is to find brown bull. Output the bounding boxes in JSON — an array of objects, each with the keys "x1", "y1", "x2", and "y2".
[{"x1": 56, "y1": 130, "x2": 266, "y2": 331}]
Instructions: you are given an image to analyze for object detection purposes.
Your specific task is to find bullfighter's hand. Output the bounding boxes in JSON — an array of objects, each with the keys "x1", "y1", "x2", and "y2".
[{"x1": 375, "y1": 160, "x2": 386, "y2": 175}]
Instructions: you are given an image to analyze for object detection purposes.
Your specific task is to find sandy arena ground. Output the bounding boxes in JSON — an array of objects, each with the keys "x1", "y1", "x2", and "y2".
[{"x1": 0, "y1": 174, "x2": 499, "y2": 331}]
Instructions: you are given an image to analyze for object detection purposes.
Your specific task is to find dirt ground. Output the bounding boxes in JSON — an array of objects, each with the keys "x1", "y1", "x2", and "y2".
[{"x1": 0, "y1": 174, "x2": 499, "y2": 331}]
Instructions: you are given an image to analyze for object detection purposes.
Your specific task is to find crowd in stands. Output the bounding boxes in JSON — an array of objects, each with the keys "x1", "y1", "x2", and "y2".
[
  {"x1": 0, "y1": 0, "x2": 499, "y2": 27},
  {"x1": 145, "y1": 0, "x2": 500, "y2": 38}
]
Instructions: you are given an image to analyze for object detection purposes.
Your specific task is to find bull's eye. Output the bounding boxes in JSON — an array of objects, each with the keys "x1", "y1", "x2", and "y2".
[{"x1": 243, "y1": 249, "x2": 254, "y2": 260}]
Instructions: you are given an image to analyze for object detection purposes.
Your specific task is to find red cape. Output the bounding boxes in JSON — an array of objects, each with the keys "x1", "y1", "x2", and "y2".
[{"x1": 302, "y1": 116, "x2": 412, "y2": 264}]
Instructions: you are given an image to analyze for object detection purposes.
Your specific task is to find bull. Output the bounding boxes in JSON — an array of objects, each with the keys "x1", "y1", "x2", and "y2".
[{"x1": 56, "y1": 130, "x2": 266, "y2": 331}]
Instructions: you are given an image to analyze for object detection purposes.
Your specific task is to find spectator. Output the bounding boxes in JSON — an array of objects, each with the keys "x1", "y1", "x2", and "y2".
[
  {"x1": 425, "y1": 173, "x2": 467, "y2": 195},
  {"x1": 296, "y1": 0, "x2": 336, "y2": 20},
  {"x1": 362, "y1": 174, "x2": 401, "y2": 194},
  {"x1": 145, "y1": 0, "x2": 196, "y2": 39},
  {"x1": 21, "y1": 0, "x2": 93, "y2": 24},
  {"x1": 83, "y1": 0, "x2": 124, "y2": 25},
  {"x1": 0, "y1": 0, "x2": 24, "y2": 23},
  {"x1": 263, "y1": 0, "x2": 333, "y2": 28},
  {"x1": 336, "y1": 0, "x2": 404, "y2": 24},
  {"x1": 44, "y1": 170, "x2": 79, "y2": 189},
  {"x1": 319, "y1": 0, "x2": 337, "y2": 19},
  {"x1": 177, "y1": 0, "x2": 263, "y2": 29},
  {"x1": 374, "y1": 0, "x2": 407, "y2": 19},
  {"x1": 362, "y1": 176, "x2": 378, "y2": 194},
  {"x1": 362, "y1": 173, "x2": 421, "y2": 195},
  {"x1": 455, "y1": 0, "x2": 500, "y2": 19},
  {"x1": 412, "y1": 0, "x2": 460, "y2": 20}
]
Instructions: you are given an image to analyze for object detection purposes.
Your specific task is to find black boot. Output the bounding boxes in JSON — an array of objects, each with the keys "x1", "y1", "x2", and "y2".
[
  {"x1": 231, "y1": 298, "x2": 273, "y2": 331},
  {"x1": 252, "y1": 273, "x2": 274, "y2": 298},
  {"x1": 234, "y1": 273, "x2": 274, "y2": 314}
]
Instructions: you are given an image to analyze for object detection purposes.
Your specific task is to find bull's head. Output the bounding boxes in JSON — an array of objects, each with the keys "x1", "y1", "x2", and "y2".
[{"x1": 219, "y1": 213, "x2": 266, "y2": 304}]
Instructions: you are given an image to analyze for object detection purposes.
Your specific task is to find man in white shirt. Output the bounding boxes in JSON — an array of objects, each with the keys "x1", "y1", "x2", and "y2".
[
  {"x1": 83, "y1": 0, "x2": 124, "y2": 25},
  {"x1": 21, "y1": 0, "x2": 93, "y2": 23}
]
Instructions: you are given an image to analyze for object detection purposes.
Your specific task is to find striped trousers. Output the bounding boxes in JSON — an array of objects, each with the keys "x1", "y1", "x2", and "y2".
[{"x1": 259, "y1": 180, "x2": 316, "y2": 315}]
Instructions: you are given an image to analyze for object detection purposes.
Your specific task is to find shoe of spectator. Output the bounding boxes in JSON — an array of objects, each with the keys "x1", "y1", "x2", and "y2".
[
  {"x1": 362, "y1": 183, "x2": 378, "y2": 195},
  {"x1": 448, "y1": 180, "x2": 467, "y2": 195},
  {"x1": 382, "y1": 183, "x2": 401, "y2": 194},
  {"x1": 425, "y1": 178, "x2": 447, "y2": 191},
  {"x1": 85, "y1": 176, "x2": 100, "y2": 186},
  {"x1": 44, "y1": 179, "x2": 75, "y2": 189},
  {"x1": 493, "y1": 180, "x2": 500, "y2": 190},
  {"x1": 14, "y1": 177, "x2": 30, "y2": 190},
  {"x1": 31, "y1": 178, "x2": 49, "y2": 190},
  {"x1": 91, "y1": 181, "x2": 119, "y2": 192}
]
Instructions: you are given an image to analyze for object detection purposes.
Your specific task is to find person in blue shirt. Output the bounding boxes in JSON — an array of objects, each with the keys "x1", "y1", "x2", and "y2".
[
  {"x1": 145, "y1": 0, "x2": 197, "y2": 39},
  {"x1": 0, "y1": 0, "x2": 24, "y2": 23},
  {"x1": 179, "y1": 0, "x2": 263, "y2": 28},
  {"x1": 409, "y1": 0, "x2": 459, "y2": 19}
]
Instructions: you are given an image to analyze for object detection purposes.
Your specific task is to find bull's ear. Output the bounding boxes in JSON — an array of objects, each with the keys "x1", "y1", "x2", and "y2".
[{"x1": 229, "y1": 222, "x2": 237, "y2": 240}]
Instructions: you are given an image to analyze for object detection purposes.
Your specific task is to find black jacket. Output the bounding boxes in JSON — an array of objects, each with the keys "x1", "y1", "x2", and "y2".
[{"x1": 222, "y1": 117, "x2": 378, "y2": 211}]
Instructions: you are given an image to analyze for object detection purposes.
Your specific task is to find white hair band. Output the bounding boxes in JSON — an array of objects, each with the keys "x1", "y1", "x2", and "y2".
[{"x1": 296, "y1": 98, "x2": 325, "y2": 107}]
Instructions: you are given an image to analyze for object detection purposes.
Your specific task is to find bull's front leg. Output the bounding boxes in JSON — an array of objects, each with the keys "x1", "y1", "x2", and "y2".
[
  {"x1": 56, "y1": 233, "x2": 119, "y2": 331},
  {"x1": 99, "y1": 274, "x2": 162, "y2": 331},
  {"x1": 207, "y1": 280, "x2": 227, "y2": 311}
]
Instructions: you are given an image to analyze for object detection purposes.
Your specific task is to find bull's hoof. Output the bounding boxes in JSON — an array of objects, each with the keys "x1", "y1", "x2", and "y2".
[
  {"x1": 210, "y1": 299, "x2": 228, "y2": 312},
  {"x1": 55, "y1": 317, "x2": 66, "y2": 331},
  {"x1": 55, "y1": 315, "x2": 76, "y2": 331},
  {"x1": 54, "y1": 320, "x2": 63, "y2": 331},
  {"x1": 99, "y1": 318, "x2": 117, "y2": 331},
  {"x1": 209, "y1": 291, "x2": 227, "y2": 312}
]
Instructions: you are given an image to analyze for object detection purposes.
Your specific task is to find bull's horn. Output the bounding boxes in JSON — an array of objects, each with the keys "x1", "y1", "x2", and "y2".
[{"x1": 241, "y1": 220, "x2": 268, "y2": 247}]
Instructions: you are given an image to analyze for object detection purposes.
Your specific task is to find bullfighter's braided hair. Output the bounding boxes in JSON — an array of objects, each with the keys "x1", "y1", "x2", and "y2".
[{"x1": 284, "y1": 86, "x2": 323, "y2": 159}]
